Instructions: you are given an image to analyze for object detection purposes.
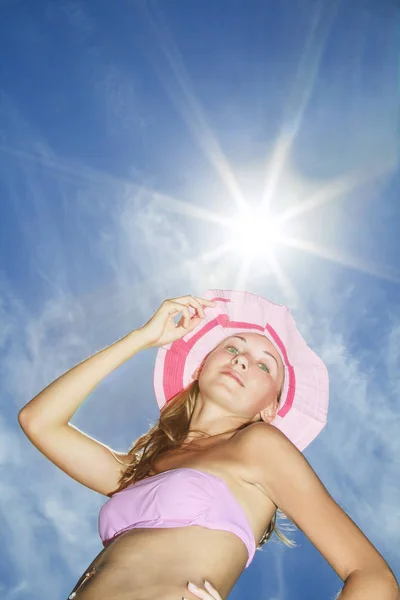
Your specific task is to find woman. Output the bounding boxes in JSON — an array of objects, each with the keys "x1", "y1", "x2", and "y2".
[{"x1": 18, "y1": 290, "x2": 398, "y2": 600}]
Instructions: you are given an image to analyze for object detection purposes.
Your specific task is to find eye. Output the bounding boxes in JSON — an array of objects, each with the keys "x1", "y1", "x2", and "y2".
[
  {"x1": 226, "y1": 346, "x2": 270, "y2": 373},
  {"x1": 226, "y1": 345, "x2": 238, "y2": 354}
]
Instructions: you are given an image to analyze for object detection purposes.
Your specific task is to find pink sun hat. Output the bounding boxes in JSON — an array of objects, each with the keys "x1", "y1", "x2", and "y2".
[{"x1": 153, "y1": 289, "x2": 329, "y2": 451}]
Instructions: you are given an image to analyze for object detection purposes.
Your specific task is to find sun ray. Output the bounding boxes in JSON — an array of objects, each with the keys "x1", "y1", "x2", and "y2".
[
  {"x1": 149, "y1": 190, "x2": 235, "y2": 227},
  {"x1": 0, "y1": 143, "x2": 231, "y2": 234},
  {"x1": 142, "y1": 4, "x2": 247, "y2": 211},
  {"x1": 261, "y1": 132, "x2": 296, "y2": 213},
  {"x1": 279, "y1": 162, "x2": 397, "y2": 222},
  {"x1": 0, "y1": 143, "x2": 244, "y2": 233},
  {"x1": 261, "y1": 1, "x2": 338, "y2": 212},
  {"x1": 0, "y1": 143, "x2": 153, "y2": 196},
  {"x1": 267, "y1": 252, "x2": 301, "y2": 306},
  {"x1": 281, "y1": 236, "x2": 400, "y2": 283},
  {"x1": 234, "y1": 255, "x2": 255, "y2": 293}
]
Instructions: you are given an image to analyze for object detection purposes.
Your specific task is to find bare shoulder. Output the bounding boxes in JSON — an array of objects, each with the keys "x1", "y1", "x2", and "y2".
[
  {"x1": 237, "y1": 422, "x2": 306, "y2": 495},
  {"x1": 239, "y1": 421, "x2": 295, "y2": 458}
]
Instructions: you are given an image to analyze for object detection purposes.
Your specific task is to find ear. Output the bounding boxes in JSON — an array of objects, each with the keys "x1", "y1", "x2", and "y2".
[{"x1": 259, "y1": 401, "x2": 279, "y2": 425}]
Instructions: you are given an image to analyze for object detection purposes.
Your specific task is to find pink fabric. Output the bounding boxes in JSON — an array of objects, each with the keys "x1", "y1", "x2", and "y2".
[{"x1": 98, "y1": 468, "x2": 257, "y2": 569}]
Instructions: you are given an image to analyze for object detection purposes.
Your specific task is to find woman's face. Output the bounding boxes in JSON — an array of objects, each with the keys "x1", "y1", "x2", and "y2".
[{"x1": 196, "y1": 332, "x2": 285, "y2": 422}]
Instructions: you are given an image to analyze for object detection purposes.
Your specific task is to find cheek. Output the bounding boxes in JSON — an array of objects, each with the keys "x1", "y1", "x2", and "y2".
[
  {"x1": 202, "y1": 351, "x2": 225, "y2": 372},
  {"x1": 198, "y1": 355, "x2": 220, "y2": 381},
  {"x1": 249, "y1": 373, "x2": 278, "y2": 402}
]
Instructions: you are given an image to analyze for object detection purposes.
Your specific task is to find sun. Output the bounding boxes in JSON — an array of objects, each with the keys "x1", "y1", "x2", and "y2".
[{"x1": 227, "y1": 208, "x2": 283, "y2": 258}]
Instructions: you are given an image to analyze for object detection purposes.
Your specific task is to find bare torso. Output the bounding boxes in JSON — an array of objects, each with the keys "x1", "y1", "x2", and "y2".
[{"x1": 66, "y1": 425, "x2": 276, "y2": 600}]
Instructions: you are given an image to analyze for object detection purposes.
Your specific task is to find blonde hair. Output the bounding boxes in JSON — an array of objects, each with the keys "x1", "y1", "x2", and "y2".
[{"x1": 111, "y1": 378, "x2": 296, "y2": 551}]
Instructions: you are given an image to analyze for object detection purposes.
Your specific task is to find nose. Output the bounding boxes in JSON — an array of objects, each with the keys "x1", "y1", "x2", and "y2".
[{"x1": 231, "y1": 353, "x2": 248, "y2": 370}]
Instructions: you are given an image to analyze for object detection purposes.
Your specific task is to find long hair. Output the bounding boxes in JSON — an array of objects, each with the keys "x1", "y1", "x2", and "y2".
[{"x1": 110, "y1": 379, "x2": 296, "y2": 550}]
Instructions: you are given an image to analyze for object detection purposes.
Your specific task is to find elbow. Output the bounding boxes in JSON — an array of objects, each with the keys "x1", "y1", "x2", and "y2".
[
  {"x1": 347, "y1": 568, "x2": 400, "y2": 599},
  {"x1": 18, "y1": 408, "x2": 28, "y2": 429},
  {"x1": 18, "y1": 408, "x2": 36, "y2": 434}
]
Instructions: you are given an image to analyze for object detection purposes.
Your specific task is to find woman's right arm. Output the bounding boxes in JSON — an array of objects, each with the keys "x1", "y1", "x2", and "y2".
[
  {"x1": 18, "y1": 328, "x2": 151, "y2": 431},
  {"x1": 17, "y1": 295, "x2": 215, "y2": 496},
  {"x1": 17, "y1": 328, "x2": 152, "y2": 496}
]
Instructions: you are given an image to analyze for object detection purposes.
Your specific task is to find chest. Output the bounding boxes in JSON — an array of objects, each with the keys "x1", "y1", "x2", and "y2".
[{"x1": 151, "y1": 430, "x2": 277, "y2": 543}]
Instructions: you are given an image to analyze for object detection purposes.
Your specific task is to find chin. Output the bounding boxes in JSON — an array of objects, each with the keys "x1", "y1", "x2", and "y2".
[{"x1": 199, "y1": 384, "x2": 239, "y2": 405}]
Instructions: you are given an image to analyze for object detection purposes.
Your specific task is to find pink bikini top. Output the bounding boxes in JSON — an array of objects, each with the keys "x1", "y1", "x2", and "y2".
[{"x1": 98, "y1": 467, "x2": 257, "y2": 568}]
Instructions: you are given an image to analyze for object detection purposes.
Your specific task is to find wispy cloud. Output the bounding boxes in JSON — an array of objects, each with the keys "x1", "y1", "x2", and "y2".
[{"x1": 302, "y1": 306, "x2": 400, "y2": 554}]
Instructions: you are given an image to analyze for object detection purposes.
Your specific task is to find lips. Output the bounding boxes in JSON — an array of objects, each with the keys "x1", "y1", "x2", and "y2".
[{"x1": 221, "y1": 370, "x2": 245, "y2": 387}]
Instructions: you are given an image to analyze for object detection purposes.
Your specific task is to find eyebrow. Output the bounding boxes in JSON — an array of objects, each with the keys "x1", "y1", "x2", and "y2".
[{"x1": 229, "y1": 335, "x2": 280, "y2": 369}]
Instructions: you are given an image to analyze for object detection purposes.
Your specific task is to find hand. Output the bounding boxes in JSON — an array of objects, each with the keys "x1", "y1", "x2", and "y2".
[
  {"x1": 184, "y1": 579, "x2": 223, "y2": 600},
  {"x1": 139, "y1": 295, "x2": 217, "y2": 348}
]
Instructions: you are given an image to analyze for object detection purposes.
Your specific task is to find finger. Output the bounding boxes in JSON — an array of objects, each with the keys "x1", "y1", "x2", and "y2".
[
  {"x1": 174, "y1": 296, "x2": 207, "y2": 320},
  {"x1": 192, "y1": 296, "x2": 218, "y2": 313},
  {"x1": 177, "y1": 314, "x2": 201, "y2": 333},
  {"x1": 186, "y1": 582, "x2": 215, "y2": 599},
  {"x1": 178, "y1": 305, "x2": 191, "y2": 329},
  {"x1": 176, "y1": 296, "x2": 217, "y2": 318},
  {"x1": 188, "y1": 297, "x2": 206, "y2": 319},
  {"x1": 204, "y1": 580, "x2": 222, "y2": 599},
  {"x1": 165, "y1": 302, "x2": 191, "y2": 328},
  {"x1": 190, "y1": 296, "x2": 218, "y2": 316},
  {"x1": 194, "y1": 296, "x2": 217, "y2": 307},
  {"x1": 176, "y1": 312, "x2": 195, "y2": 330},
  {"x1": 170, "y1": 295, "x2": 216, "y2": 308}
]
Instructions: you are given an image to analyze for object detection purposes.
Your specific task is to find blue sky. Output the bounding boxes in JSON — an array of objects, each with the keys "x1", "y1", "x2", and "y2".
[{"x1": 1, "y1": 1, "x2": 399, "y2": 599}]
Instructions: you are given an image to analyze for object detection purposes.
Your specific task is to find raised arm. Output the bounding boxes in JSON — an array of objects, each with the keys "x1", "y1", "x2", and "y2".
[
  {"x1": 17, "y1": 295, "x2": 215, "y2": 496},
  {"x1": 18, "y1": 328, "x2": 151, "y2": 430},
  {"x1": 18, "y1": 328, "x2": 152, "y2": 496}
]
